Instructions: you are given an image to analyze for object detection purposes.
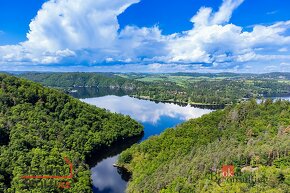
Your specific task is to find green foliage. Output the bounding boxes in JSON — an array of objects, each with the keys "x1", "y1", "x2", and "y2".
[
  {"x1": 119, "y1": 151, "x2": 133, "y2": 164},
  {"x1": 18, "y1": 72, "x2": 290, "y2": 106},
  {"x1": 0, "y1": 74, "x2": 143, "y2": 192},
  {"x1": 17, "y1": 72, "x2": 142, "y2": 89},
  {"x1": 132, "y1": 75, "x2": 290, "y2": 105},
  {"x1": 119, "y1": 100, "x2": 290, "y2": 193}
]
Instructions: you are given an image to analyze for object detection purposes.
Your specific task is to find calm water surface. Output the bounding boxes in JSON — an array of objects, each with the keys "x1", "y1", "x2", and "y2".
[
  {"x1": 270, "y1": 96, "x2": 290, "y2": 101},
  {"x1": 81, "y1": 95, "x2": 213, "y2": 193},
  {"x1": 76, "y1": 88, "x2": 290, "y2": 193},
  {"x1": 257, "y1": 96, "x2": 290, "y2": 103}
]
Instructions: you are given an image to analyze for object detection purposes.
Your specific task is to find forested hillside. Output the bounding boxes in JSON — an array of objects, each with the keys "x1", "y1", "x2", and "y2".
[
  {"x1": 118, "y1": 100, "x2": 290, "y2": 193},
  {"x1": 129, "y1": 72, "x2": 290, "y2": 105},
  {"x1": 18, "y1": 72, "x2": 143, "y2": 89},
  {"x1": 132, "y1": 79, "x2": 290, "y2": 105},
  {"x1": 18, "y1": 72, "x2": 290, "y2": 106},
  {"x1": 0, "y1": 74, "x2": 143, "y2": 192}
]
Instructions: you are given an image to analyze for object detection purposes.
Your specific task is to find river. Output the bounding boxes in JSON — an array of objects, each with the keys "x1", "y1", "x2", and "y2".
[
  {"x1": 80, "y1": 94, "x2": 213, "y2": 193},
  {"x1": 71, "y1": 87, "x2": 290, "y2": 193}
]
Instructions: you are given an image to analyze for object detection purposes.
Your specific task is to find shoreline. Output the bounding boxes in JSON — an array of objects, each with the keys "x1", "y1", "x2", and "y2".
[{"x1": 130, "y1": 95, "x2": 226, "y2": 109}]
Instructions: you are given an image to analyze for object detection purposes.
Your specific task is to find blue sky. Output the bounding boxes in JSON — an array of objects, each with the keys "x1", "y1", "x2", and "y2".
[
  {"x1": 0, "y1": 0, "x2": 46, "y2": 45},
  {"x1": 119, "y1": 0, "x2": 290, "y2": 34},
  {"x1": 0, "y1": 0, "x2": 290, "y2": 72}
]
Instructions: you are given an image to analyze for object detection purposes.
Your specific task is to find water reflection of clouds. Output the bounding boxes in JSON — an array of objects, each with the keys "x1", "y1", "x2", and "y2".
[
  {"x1": 84, "y1": 95, "x2": 214, "y2": 193},
  {"x1": 81, "y1": 96, "x2": 213, "y2": 124},
  {"x1": 91, "y1": 155, "x2": 127, "y2": 193}
]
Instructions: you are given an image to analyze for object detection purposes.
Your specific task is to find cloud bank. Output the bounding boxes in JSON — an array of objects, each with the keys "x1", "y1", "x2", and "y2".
[{"x1": 1, "y1": 0, "x2": 290, "y2": 72}]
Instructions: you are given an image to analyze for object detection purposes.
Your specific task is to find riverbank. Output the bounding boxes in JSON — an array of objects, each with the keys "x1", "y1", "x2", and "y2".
[{"x1": 130, "y1": 95, "x2": 226, "y2": 109}]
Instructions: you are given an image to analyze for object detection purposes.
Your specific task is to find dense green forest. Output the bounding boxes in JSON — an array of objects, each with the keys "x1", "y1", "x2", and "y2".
[
  {"x1": 118, "y1": 100, "x2": 290, "y2": 193},
  {"x1": 0, "y1": 74, "x2": 143, "y2": 192},
  {"x1": 18, "y1": 72, "x2": 290, "y2": 106},
  {"x1": 131, "y1": 79, "x2": 290, "y2": 105},
  {"x1": 128, "y1": 72, "x2": 290, "y2": 105},
  {"x1": 17, "y1": 72, "x2": 143, "y2": 90}
]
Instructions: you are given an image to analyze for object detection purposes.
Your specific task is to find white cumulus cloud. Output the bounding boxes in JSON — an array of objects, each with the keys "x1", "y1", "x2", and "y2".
[
  {"x1": 0, "y1": 0, "x2": 141, "y2": 65},
  {"x1": 24, "y1": 0, "x2": 140, "y2": 51},
  {"x1": 0, "y1": 0, "x2": 290, "y2": 73},
  {"x1": 163, "y1": 0, "x2": 290, "y2": 71}
]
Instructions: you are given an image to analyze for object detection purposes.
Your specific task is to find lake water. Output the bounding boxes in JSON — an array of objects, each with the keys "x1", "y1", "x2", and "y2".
[
  {"x1": 75, "y1": 87, "x2": 290, "y2": 193},
  {"x1": 257, "y1": 96, "x2": 290, "y2": 103},
  {"x1": 81, "y1": 95, "x2": 213, "y2": 193},
  {"x1": 268, "y1": 96, "x2": 290, "y2": 101}
]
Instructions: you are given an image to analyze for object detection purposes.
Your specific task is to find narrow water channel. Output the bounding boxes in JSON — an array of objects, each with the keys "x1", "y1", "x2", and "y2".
[{"x1": 81, "y1": 95, "x2": 213, "y2": 193}]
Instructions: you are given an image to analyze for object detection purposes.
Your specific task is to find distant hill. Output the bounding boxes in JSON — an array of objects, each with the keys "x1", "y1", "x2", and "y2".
[
  {"x1": 118, "y1": 100, "x2": 290, "y2": 193},
  {"x1": 17, "y1": 72, "x2": 290, "y2": 106},
  {"x1": 17, "y1": 72, "x2": 143, "y2": 89},
  {"x1": 0, "y1": 74, "x2": 143, "y2": 192},
  {"x1": 121, "y1": 72, "x2": 290, "y2": 80}
]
